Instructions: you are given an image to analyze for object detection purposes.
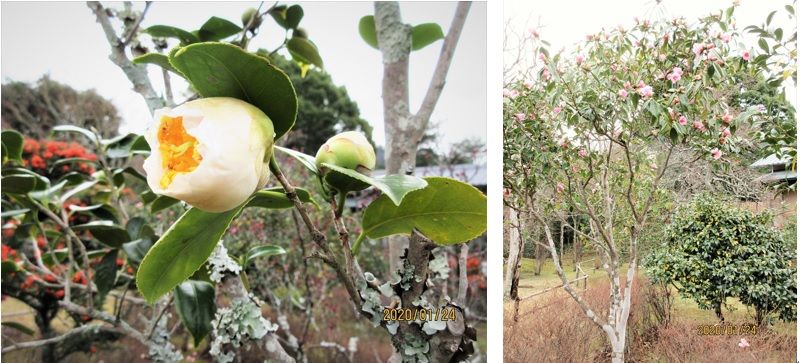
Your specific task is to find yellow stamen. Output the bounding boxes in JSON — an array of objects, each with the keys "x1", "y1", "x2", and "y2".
[{"x1": 157, "y1": 115, "x2": 202, "y2": 188}]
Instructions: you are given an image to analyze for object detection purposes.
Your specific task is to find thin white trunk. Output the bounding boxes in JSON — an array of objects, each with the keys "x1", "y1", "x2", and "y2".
[{"x1": 504, "y1": 208, "x2": 522, "y2": 299}]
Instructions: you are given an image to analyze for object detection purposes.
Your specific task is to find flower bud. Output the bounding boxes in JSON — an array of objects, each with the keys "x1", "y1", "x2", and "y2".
[
  {"x1": 315, "y1": 131, "x2": 376, "y2": 192},
  {"x1": 143, "y1": 97, "x2": 274, "y2": 213}
]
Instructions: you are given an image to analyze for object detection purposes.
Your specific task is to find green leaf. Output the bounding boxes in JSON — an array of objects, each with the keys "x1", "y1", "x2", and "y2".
[
  {"x1": 758, "y1": 38, "x2": 770, "y2": 53},
  {"x1": 284, "y1": 5, "x2": 304, "y2": 29},
  {"x1": 411, "y1": 23, "x2": 445, "y2": 51},
  {"x1": 144, "y1": 25, "x2": 200, "y2": 44},
  {"x1": 246, "y1": 187, "x2": 315, "y2": 209},
  {"x1": 198, "y1": 16, "x2": 242, "y2": 41},
  {"x1": 150, "y1": 195, "x2": 181, "y2": 213},
  {"x1": 274, "y1": 146, "x2": 318, "y2": 175},
  {"x1": 133, "y1": 53, "x2": 180, "y2": 75},
  {"x1": 2, "y1": 322, "x2": 34, "y2": 336},
  {"x1": 244, "y1": 245, "x2": 286, "y2": 267},
  {"x1": 2, "y1": 261, "x2": 20, "y2": 278},
  {"x1": 287, "y1": 37, "x2": 324, "y2": 68},
  {"x1": 321, "y1": 163, "x2": 427, "y2": 205},
  {"x1": 1, "y1": 175, "x2": 36, "y2": 194},
  {"x1": 127, "y1": 217, "x2": 156, "y2": 241},
  {"x1": 136, "y1": 206, "x2": 243, "y2": 303},
  {"x1": 122, "y1": 238, "x2": 154, "y2": 265},
  {"x1": 1, "y1": 130, "x2": 24, "y2": 162},
  {"x1": 130, "y1": 135, "x2": 151, "y2": 154},
  {"x1": 59, "y1": 180, "x2": 98, "y2": 204},
  {"x1": 0, "y1": 209, "x2": 29, "y2": 218},
  {"x1": 358, "y1": 16, "x2": 378, "y2": 49},
  {"x1": 52, "y1": 125, "x2": 98, "y2": 144},
  {"x1": 358, "y1": 177, "x2": 487, "y2": 246},
  {"x1": 72, "y1": 221, "x2": 130, "y2": 248},
  {"x1": 94, "y1": 249, "x2": 119, "y2": 302},
  {"x1": 766, "y1": 10, "x2": 777, "y2": 26},
  {"x1": 774, "y1": 28, "x2": 783, "y2": 41},
  {"x1": 174, "y1": 280, "x2": 216, "y2": 346},
  {"x1": 785, "y1": 5, "x2": 794, "y2": 15},
  {"x1": 169, "y1": 42, "x2": 298, "y2": 140}
]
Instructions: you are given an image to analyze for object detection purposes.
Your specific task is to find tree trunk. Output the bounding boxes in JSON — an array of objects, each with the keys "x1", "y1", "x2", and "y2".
[{"x1": 504, "y1": 208, "x2": 522, "y2": 299}]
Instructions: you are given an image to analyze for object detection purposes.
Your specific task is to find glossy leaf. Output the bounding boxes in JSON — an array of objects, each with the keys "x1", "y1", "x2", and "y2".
[
  {"x1": 136, "y1": 206, "x2": 242, "y2": 303},
  {"x1": 244, "y1": 245, "x2": 286, "y2": 267},
  {"x1": 274, "y1": 146, "x2": 318, "y2": 175},
  {"x1": 358, "y1": 177, "x2": 487, "y2": 246},
  {"x1": 358, "y1": 15, "x2": 379, "y2": 49},
  {"x1": 198, "y1": 16, "x2": 242, "y2": 41},
  {"x1": 246, "y1": 187, "x2": 315, "y2": 209},
  {"x1": 72, "y1": 221, "x2": 130, "y2": 248},
  {"x1": 284, "y1": 5, "x2": 304, "y2": 29},
  {"x1": 94, "y1": 249, "x2": 119, "y2": 301},
  {"x1": 52, "y1": 125, "x2": 98, "y2": 144},
  {"x1": 411, "y1": 23, "x2": 445, "y2": 51},
  {"x1": 1, "y1": 175, "x2": 36, "y2": 194},
  {"x1": 287, "y1": 37, "x2": 323, "y2": 68},
  {"x1": 144, "y1": 25, "x2": 200, "y2": 44},
  {"x1": 174, "y1": 280, "x2": 216, "y2": 346},
  {"x1": 169, "y1": 42, "x2": 298, "y2": 139},
  {"x1": 150, "y1": 195, "x2": 181, "y2": 213},
  {"x1": 122, "y1": 238, "x2": 154, "y2": 265},
  {"x1": 321, "y1": 163, "x2": 427, "y2": 205},
  {"x1": 1, "y1": 130, "x2": 24, "y2": 162},
  {"x1": 133, "y1": 53, "x2": 180, "y2": 75}
]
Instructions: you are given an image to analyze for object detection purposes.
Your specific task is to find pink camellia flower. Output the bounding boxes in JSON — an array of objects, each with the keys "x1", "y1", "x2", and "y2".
[
  {"x1": 556, "y1": 183, "x2": 565, "y2": 193},
  {"x1": 618, "y1": 89, "x2": 629, "y2": 98},
  {"x1": 553, "y1": 106, "x2": 562, "y2": 115},
  {"x1": 576, "y1": 54, "x2": 585, "y2": 65},
  {"x1": 538, "y1": 52, "x2": 548, "y2": 63},
  {"x1": 721, "y1": 33, "x2": 731, "y2": 43},
  {"x1": 722, "y1": 128, "x2": 731, "y2": 137},
  {"x1": 667, "y1": 71, "x2": 681, "y2": 84},
  {"x1": 711, "y1": 148, "x2": 722, "y2": 160},
  {"x1": 678, "y1": 115, "x2": 688, "y2": 125},
  {"x1": 523, "y1": 80, "x2": 535, "y2": 90},
  {"x1": 659, "y1": 53, "x2": 667, "y2": 61},
  {"x1": 514, "y1": 113, "x2": 526, "y2": 121},
  {"x1": 637, "y1": 80, "x2": 646, "y2": 88},
  {"x1": 503, "y1": 88, "x2": 512, "y2": 98},
  {"x1": 638, "y1": 85, "x2": 654, "y2": 98},
  {"x1": 721, "y1": 112, "x2": 733, "y2": 124},
  {"x1": 624, "y1": 81, "x2": 632, "y2": 90},
  {"x1": 742, "y1": 51, "x2": 750, "y2": 61},
  {"x1": 672, "y1": 67, "x2": 683, "y2": 76},
  {"x1": 693, "y1": 120, "x2": 706, "y2": 132},
  {"x1": 692, "y1": 43, "x2": 704, "y2": 56},
  {"x1": 541, "y1": 68, "x2": 551, "y2": 81},
  {"x1": 578, "y1": 148, "x2": 588, "y2": 158},
  {"x1": 738, "y1": 338, "x2": 750, "y2": 348}
]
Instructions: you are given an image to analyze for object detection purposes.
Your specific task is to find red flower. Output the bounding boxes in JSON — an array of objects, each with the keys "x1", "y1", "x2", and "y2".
[
  {"x1": 30, "y1": 155, "x2": 46, "y2": 169},
  {"x1": 23, "y1": 139, "x2": 39, "y2": 153}
]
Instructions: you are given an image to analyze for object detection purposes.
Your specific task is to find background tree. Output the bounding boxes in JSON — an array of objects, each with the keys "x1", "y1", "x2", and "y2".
[
  {"x1": 646, "y1": 194, "x2": 796, "y2": 326},
  {"x1": 1, "y1": 76, "x2": 122, "y2": 139},
  {"x1": 268, "y1": 55, "x2": 375, "y2": 154}
]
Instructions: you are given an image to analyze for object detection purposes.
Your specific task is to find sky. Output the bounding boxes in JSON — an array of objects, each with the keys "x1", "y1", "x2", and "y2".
[
  {"x1": 1, "y1": 1, "x2": 487, "y2": 154},
  {"x1": 504, "y1": 0, "x2": 796, "y2": 104}
]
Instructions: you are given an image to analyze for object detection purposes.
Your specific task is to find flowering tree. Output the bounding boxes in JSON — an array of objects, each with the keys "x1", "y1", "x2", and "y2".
[
  {"x1": 1, "y1": 2, "x2": 485, "y2": 362},
  {"x1": 503, "y1": 4, "x2": 787, "y2": 361}
]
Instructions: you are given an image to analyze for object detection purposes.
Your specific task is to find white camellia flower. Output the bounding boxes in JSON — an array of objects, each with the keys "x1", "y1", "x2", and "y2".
[{"x1": 143, "y1": 97, "x2": 274, "y2": 213}]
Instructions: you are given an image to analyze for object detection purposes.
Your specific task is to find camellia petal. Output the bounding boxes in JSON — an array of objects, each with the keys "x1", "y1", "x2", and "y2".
[{"x1": 143, "y1": 97, "x2": 275, "y2": 213}]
